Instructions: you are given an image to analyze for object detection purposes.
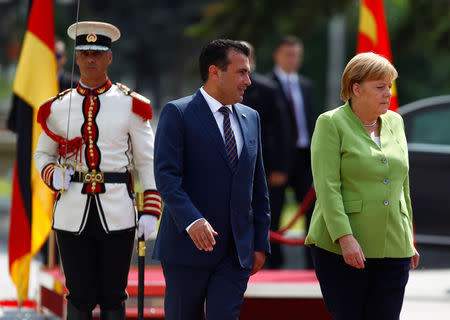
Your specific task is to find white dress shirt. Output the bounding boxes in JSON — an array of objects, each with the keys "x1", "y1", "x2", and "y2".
[
  {"x1": 274, "y1": 66, "x2": 310, "y2": 148},
  {"x1": 200, "y1": 87, "x2": 243, "y2": 157}
]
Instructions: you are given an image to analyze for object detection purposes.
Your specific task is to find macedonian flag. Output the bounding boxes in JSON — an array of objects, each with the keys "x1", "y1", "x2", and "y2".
[
  {"x1": 357, "y1": 0, "x2": 398, "y2": 111},
  {"x1": 7, "y1": 0, "x2": 57, "y2": 301}
]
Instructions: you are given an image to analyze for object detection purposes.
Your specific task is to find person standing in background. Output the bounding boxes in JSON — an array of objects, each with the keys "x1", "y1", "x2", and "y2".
[
  {"x1": 268, "y1": 35, "x2": 316, "y2": 269},
  {"x1": 241, "y1": 41, "x2": 290, "y2": 269},
  {"x1": 55, "y1": 38, "x2": 79, "y2": 90},
  {"x1": 153, "y1": 39, "x2": 271, "y2": 320},
  {"x1": 241, "y1": 41, "x2": 289, "y2": 188}
]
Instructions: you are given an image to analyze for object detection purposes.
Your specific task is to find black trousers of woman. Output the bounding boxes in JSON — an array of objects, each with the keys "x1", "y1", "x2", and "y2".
[
  {"x1": 56, "y1": 203, "x2": 135, "y2": 318},
  {"x1": 311, "y1": 245, "x2": 411, "y2": 320}
]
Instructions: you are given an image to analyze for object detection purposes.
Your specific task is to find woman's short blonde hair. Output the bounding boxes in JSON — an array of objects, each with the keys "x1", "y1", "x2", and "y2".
[{"x1": 340, "y1": 52, "x2": 398, "y2": 101}]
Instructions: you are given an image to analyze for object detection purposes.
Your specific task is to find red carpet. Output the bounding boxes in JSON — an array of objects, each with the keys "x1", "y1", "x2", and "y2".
[{"x1": 39, "y1": 267, "x2": 332, "y2": 319}]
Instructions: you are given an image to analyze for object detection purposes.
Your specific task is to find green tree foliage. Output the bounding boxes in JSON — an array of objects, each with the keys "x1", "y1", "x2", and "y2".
[
  {"x1": 388, "y1": 0, "x2": 450, "y2": 102},
  {"x1": 186, "y1": 0, "x2": 353, "y2": 44},
  {"x1": 188, "y1": 0, "x2": 450, "y2": 108}
]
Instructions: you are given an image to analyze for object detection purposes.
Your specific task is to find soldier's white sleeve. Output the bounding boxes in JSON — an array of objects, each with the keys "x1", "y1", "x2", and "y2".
[
  {"x1": 34, "y1": 131, "x2": 59, "y2": 189},
  {"x1": 129, "y1": 112, "x2": 161, "y2": 218},
  {"x1": 129, "y1": 113, "x2": 156, "y2": 190}
]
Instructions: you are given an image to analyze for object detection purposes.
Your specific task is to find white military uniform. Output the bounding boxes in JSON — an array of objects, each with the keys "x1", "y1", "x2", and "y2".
[{"x1": 34, "y1": 80, "x2": 156, "y2": 233}]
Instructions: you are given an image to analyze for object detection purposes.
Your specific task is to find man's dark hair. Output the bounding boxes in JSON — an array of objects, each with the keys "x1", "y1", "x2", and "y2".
[
  {"x1": 276, "y1": 35, "x2": 303, "y2": 50},
  {"x1": 199, "y1": 39, "x2": 250, "y2": 83}
]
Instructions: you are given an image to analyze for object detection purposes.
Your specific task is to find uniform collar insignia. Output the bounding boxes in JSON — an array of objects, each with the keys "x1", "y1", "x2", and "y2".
[{"x1": 77, "y1": 80, "x2": 112, "y2": 96}]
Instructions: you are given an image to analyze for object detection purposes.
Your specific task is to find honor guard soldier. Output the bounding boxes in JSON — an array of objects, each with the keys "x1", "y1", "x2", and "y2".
[{"x1": 34, "y1": 21, "x2": 162, "y2": 320}]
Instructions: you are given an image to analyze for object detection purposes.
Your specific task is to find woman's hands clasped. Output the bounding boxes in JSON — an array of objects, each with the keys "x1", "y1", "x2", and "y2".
[{"x1": 339, "y1": 234, "x2": 366, "y2": 269}]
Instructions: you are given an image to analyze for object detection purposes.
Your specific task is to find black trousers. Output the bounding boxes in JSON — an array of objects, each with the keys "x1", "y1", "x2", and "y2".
[
  {"x1": 311, "y1": 245, "x2": 411, "y2": 320},
  {"x1": 267, "y1": 147, "x2": 314, "y2": 269},
  {"x1": 56, "y1": 204, "x2": 135, "y2": 312}
]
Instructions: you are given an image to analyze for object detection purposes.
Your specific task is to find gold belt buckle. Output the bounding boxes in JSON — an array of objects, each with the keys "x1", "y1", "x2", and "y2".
[{"x1": 83, "y1": 170, "x2": 104, "y2": 183}]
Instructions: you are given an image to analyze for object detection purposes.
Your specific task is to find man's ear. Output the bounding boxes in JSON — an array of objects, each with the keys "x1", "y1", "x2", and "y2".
[
  {"x1": 208, "y1": 65, "x2": 220, "y2": 81},
  {"x1": 108, "y1": 51, "x2": 113, "y2": 65}
]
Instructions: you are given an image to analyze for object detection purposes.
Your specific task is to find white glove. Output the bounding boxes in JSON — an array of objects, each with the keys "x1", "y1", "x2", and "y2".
[
  {"x1": 137, "y1": 215, "x2": 158, "y2": 241},
  {"x1": 52, "y1": 165, "x2": 74, "y2": 191}
]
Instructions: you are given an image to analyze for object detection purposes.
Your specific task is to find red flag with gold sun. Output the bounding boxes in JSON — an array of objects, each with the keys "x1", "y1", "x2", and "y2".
[{"x1": 357, "y1": 0, "x2": 398, "y2": 111}]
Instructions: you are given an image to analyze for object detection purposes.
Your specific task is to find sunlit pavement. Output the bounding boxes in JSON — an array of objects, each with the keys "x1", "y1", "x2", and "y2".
[{"x1": 401, "y1": 269, "x2": 450, "y2": 319}]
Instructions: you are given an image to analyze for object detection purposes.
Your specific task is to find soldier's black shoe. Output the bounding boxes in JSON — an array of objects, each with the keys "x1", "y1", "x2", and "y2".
[
  {"x1": 99, "y1": 304, "x2": 126, "y2": 320},
  {"x1": 67, "y1": 301, "x2": 93, "y2": 320}
]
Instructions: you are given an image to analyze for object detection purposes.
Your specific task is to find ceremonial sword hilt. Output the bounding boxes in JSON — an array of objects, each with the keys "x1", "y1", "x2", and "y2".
[
  {"x1": 136, "y1": 192, "x2": 146, "y2": 256},
  {"x1": 54, "y1": 163, "x2": 72, "y2": 194}
]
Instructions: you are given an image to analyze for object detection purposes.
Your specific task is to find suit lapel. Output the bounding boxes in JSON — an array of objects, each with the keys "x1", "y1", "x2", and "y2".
[
  {"x1": 233, "y1": 104, "x2": 249, "y2": 168},
  {"x1": 298, "y1": 76, "x2": 312, "y2": 130},
  {"x1": 271, "y1": 72, "x2": 296, "y2": 126},
  {"x1": 191, "y1": 91, "x2": 232, "y2": 170}
]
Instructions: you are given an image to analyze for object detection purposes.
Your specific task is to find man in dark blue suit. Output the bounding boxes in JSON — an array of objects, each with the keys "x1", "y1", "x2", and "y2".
[{"x1": 153, "y1": 39, "x2": 271, "y2": 320}]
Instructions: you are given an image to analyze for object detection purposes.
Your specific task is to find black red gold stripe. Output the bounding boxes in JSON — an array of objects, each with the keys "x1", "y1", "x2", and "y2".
[{"x1": 8, "y1": 0, "x2": 58, "y2": 302}]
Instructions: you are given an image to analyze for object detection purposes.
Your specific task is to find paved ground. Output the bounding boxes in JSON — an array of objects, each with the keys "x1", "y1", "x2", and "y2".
[
  {"x1": 0, "y1": 309, "x2": 59, "y2": 320},
  {"x1": 1, "y1": 201, "x2": 450, "y2": 319}
]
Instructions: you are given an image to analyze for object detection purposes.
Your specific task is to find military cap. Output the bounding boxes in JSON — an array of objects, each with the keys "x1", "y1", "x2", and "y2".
[{"x1": 67, "y1": 21, "x2": 121, "y2": 51}]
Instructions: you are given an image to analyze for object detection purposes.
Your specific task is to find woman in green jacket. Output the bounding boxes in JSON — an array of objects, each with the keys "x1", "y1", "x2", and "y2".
[{"x1": 305, "y1": 52, "x2": 420, "y2": 320}]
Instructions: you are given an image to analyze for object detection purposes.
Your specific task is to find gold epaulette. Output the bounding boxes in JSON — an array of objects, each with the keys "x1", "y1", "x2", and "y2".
[
  {"x1": 116, "y1": 82, "x2": 151, "y2": 105},
  {"x1": 38, "y1": 88, "x2": 72, "y2": 108},
  {"x1": 116, "y1": 82, "x2": 131, "y2": 95},
  {"x1": 39, "y1": 95, "x2": 56, "y2": 108},
  {"x1": 56, "y1": 88, "x2": 73, "y2": 100},
  {"x1": 130, "y1": 91, "x2": 151, "y2": 105}
]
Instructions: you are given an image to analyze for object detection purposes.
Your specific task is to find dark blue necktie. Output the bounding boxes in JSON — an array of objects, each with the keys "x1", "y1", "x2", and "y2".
[{"x1": 219, "y1": 106, "x2": 238, "y2": 172}]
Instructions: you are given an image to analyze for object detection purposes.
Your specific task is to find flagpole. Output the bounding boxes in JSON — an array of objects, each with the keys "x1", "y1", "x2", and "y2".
[{"x1": 48, "y1": 231, "x2": 55, "y2": 268}]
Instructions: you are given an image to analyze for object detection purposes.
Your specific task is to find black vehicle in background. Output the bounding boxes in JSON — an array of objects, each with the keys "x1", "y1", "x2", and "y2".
[{"x1": 400, "y1": 95, "x2": 450, "y2": 251}]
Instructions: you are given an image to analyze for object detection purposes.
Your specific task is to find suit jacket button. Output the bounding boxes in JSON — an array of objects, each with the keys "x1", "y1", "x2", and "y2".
[
  {"x1": 383, "y1": 200, "x2": 389, "y2": 206},
  {"x1": 381, "y1": 157, "x2": 387, "y2": 164},
  {"x1": 382, "y1": 178, "x2": 389, "y2": 184}
]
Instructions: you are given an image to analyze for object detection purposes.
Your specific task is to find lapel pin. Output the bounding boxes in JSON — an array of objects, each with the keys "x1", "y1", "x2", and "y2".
[{"x1": 242, "y1": 114, "x2": 246, "y2": 118}]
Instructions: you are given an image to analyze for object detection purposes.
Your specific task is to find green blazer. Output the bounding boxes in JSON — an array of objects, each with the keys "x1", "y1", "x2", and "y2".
[{"x1": 305, "y1": 101, "x2": 415, "y2": 258}]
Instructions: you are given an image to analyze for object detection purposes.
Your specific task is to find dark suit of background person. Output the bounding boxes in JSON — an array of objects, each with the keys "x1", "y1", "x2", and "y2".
[
  {"x1": 305, "y1": 53, "x2": 420, "y2": 320},
  {"x1": 243, "y1": 75, "x2": 288, "y2": 177},
  {"x1": 153, "y1": 39, "x2": 271, "y2": 320},
  {"x1": 241, "y1": 41, "x2": 290, "y2": 270},
  {"x1": 267, "y1": 36, "x2": 316, "y2": 269}
]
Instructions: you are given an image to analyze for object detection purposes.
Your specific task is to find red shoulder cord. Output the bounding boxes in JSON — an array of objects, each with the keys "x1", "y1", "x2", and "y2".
[{"x1": 37, "y1": 98, "x2": 85, "y2": 160}]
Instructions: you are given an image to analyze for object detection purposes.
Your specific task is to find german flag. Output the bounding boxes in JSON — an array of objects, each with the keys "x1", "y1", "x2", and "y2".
[
  {"x1": 357, "y1": 0, "x2": 399, "y2": 112},
  {"x1": 7, "y1": 0, "x2": 57, "y2": 302}
]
